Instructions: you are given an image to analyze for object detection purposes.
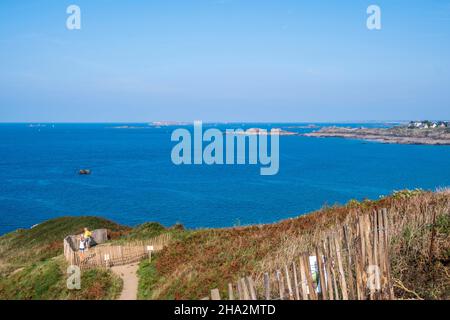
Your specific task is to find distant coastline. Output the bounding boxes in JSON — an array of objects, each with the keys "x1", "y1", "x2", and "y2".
[
  {"x1": 304, "y1": 122, "x2": 450, "y2": 145},
  {"x1": 224, "y1": 128, "x2": 297, "y2": 136}
]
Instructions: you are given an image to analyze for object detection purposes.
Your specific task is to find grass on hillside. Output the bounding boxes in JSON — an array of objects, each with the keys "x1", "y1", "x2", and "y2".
[
  {"x1": 0, "y1": 215, "x2": 185, "y2": 300},
  {"x1": 0, "y1": 256, "x2": 122, "y2": 300},
  {"x1": 136, "y1": 190, "x2": 450, "y2": 300},
  {"x1": 137, "y1": 256, "x2": 161, "y2": 300},
  {"x1": 109, "y1": 222, "x2": 187, "y2": 245},
  {"x1": 0, "y1": 216, "x2": 129, "y2": 273},
  {"x1": 0, "y1": 216, "x2": 127, "y2": 300},
  {"x1": 391, "y1": 210, "x2": 450, "y2": 299}
]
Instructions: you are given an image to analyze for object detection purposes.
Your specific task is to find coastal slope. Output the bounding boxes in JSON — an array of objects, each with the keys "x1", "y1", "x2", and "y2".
[
  {"x1": 0, "y1": 217, "x2": 128, "y2": 299},
  {"x1": 1, "y1": 190, "x2": 449, "y2": 300},
  {"x1": 139, "y1": 189, "x2": 449, "y2": 300}
]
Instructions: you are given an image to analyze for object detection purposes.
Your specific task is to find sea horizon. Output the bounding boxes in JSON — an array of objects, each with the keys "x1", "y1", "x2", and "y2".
[{"x1": 0, "y1": 120, "x2": 418, "y2": 124}]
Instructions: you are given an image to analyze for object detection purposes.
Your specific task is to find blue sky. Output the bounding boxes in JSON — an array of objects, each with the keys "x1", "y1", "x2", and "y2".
[{"x1": 0, "y1": 0, "x2": 449, "y2": 122}]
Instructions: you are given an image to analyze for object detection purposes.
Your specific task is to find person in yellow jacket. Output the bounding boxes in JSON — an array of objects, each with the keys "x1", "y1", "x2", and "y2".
[{"x1": 84, "y1": 228, "x2": 93, "y2": 248}]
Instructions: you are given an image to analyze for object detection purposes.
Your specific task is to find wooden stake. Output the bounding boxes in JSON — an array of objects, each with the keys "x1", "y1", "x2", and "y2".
[
  {"x1": 240, "y1": 277, "x2": 251, "y2": 300},
  {"x1": 378, "y1": 209, "x2": 388, "y2": 299},
  {"x1": 382, "y1": 208, "x2": 395, "y2": 299},
  {"x1": 237, "y1": 278, "x2": 244, "y2": 300},
  {"x1": 299, "y1": 256, "x2": 309, "y2": 300},
  {"x1": 315, "y1": 246, "x2": 327, "y2": 300},
  {"x1": 284, "y1": 265, "x2": 294, "y2": 300},
  {"x1": 334, "y1": 234, "x2": 349, "y2": 300},
  {"x1": 322, "y1": 240, "x2": 334, "y2": 300},
  {"x1": 246, "y1": 276, "x2": 257, "y2": 300},
  {"x1": 303, "y1": 254, "x2": 318, "y2": 300},
  {"x1": 363, "y1": 214, "x2": 375, "y2": 300},
  {"x1": 292, "y1": 262, "x2": 301, "y2": 300},
  {"x1": 211, "y1": 289, "x2": 221, "y2": 300},
  {"x1": 357, "y1": 217, "x2": 367, "y2": 300},
  {"x1": 228, "y1": 283, "x2": 234, "y2": 300},
  {"x1": 327, "y1": 237, "x2": 340, "y2": 299},
  {"x1": 276, "y1": 270, "x2": 285, "y2": 300},
  {"x1": 343, "y1": 225, "x2": 356, "y2": 300},
  {"x1": 264, "y1": 272, "x2": 271, "y2": 300}
]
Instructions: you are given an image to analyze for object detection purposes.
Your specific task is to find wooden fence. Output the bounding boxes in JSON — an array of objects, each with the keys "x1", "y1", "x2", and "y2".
[
  {"x1": 63, "y1": 232, "x2": 172, "y2": 270},
  {"x1": 207, "y1": 209, "x2": 395, "y2": 300}
]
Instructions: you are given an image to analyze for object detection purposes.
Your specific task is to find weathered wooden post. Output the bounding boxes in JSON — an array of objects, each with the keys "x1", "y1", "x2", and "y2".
[
  {"x1": 211, "y1": 288, "x2": 221, "y2": 300},
  {"x1": 315, "y1": 247, "x2": 327, "y2": 300},
  {"x1": 292, "y1": 262, "x2": 300, "y2": 300},
  {"x1": 228, "y1": 283, "x2": 234, "y2": 300},
  {"x1": 264, "y1": 272, "x2": 271, "y2": 300},
  {"x1": 104, "y1": 253, "x2": 111, "y2": 268},
  {"x1": 284, "y1": 265, "x2": 294, "y2": 300},
  {"x1": 240, "y1": 277, "x2": 251, "y2": 300},
  {"x1": 246, "y1": 276, "x2": 257, "y2": 300},
  {"x1": 147, "y1": 245, "x2": 154, "y2": 262}
]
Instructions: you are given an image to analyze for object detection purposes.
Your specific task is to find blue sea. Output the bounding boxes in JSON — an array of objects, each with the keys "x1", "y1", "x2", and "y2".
[{"x1": 0, "y1": 123, "x2": 449, "y2": 235}]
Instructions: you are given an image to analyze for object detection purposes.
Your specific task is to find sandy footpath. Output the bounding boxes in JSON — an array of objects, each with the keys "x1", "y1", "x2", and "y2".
[{"x1": 111, "y1": 263, "x2": 139, "y2": 300}]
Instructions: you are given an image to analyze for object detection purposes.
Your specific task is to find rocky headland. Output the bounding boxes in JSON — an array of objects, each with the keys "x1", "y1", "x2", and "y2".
[{"x1": 304, "y1": 125, "x2": 450, "y2": 145}]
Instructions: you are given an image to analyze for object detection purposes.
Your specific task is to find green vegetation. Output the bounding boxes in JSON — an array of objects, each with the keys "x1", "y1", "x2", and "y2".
[
  {"x1": 436, "y1": 212, "x2": 450, "y2": 235},
  {"x1": 125, "y1": 222, "x2": 167, "y2": 240},
  {"x1": 137, "y1": 256, "x2": 161, "y2": 300},
  {"x1": 391, "y1": 205, "x2": 449, "y2": 299},
  {"x1": 0, "y1": 216, "x2": 127, "y2": 300},
  {"x1": 0, "y1": 256, "x2": 122, "y2": 300},
  {"x1": 392, "y1": 188, "x2": 424, "y2": 199},
  {"x1": 110, "y1": 221, "x2": 188, "y2": 246},
  {"x1": 0, "y1": 216, "x2": 129, "y2": 271}
]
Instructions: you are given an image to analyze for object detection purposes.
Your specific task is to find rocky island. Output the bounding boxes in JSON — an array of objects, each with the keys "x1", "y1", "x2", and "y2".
[
  {"x1": 304, "y1": 121, "x2": 450, "y2": 145},
  {"x1": 225, "y1": 128, "x2": 298, "y2": 136}
]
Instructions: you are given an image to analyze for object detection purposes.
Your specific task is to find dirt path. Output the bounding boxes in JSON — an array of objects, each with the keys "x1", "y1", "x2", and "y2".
[{"x1": 111, "y1": 263, "x2": 139, "y2": 300}]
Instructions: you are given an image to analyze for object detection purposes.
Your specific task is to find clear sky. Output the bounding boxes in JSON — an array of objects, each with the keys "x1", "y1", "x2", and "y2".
[{"x1": 0, "y1": 0, "x2": 449, "y2": 122}]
